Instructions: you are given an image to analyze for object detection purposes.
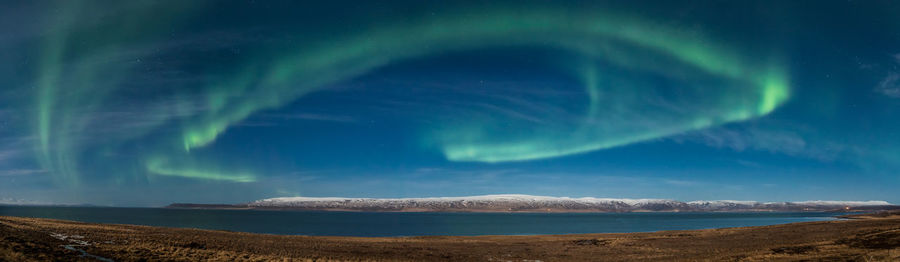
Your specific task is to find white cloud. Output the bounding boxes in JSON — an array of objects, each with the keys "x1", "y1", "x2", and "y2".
[
  {"x1": 0, "y1": 135, "x2": 35, "y2": 163},
  {"x1": 261, "y1": 113, "x2": 358, "y2": 123},
  {"x1": 663, "y1": 179, "x2": 699, "y2": 186},
  {"x1": 674, "y1": 125, "x2": 844, "y2": 161},
  {"x1": 875, "y1": 54, "x2": 900, "y2": 98},
  {"x1": 876, "y1": 73, "x2": 900, "y2": 98},
  {"x1": 0, "y1": 197, "x2": 50, "y2": 205},
  {"x1": 0, "y1": 169, "x2": 46, "y2": 176}
]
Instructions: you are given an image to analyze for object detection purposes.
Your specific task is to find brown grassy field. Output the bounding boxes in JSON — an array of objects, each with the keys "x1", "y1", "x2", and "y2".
[{"x1": 2, "y1": 212, "x2": 899, "y2": 261}]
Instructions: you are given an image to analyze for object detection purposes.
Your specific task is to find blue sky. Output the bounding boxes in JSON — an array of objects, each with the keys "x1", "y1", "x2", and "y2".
[{"x1": 1, "y1": 0, "x2": 899, "y2": 206}]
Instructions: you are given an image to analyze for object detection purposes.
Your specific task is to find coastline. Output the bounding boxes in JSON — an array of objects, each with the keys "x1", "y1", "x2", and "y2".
[{"x1": 2, "y1": 212, "x2": 899, "y2": 261}]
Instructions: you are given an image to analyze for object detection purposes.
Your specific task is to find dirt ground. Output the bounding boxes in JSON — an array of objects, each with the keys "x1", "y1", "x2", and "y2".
[{"x1": 1, "y1": 212, "x2": 899, "y2": 261}]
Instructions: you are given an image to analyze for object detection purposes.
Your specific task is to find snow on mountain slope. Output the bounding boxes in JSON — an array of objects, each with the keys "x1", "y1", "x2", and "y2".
[
  {"x1": 247, "y1": 195, "x2": 892, "y2": 212},
  {"x1": 785, "y1": 200, "x2": 891, "y2": 206}
]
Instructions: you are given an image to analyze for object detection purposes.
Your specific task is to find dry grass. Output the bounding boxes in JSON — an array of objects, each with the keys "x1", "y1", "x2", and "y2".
[{"x1": 2, "y1": 214, "x2": 899, "y2": 261}]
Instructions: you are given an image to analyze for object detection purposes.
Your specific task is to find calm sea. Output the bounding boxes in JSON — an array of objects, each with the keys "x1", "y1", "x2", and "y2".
[{"x1": 0, "y1": 206, "x2": 846, "y2": 237}]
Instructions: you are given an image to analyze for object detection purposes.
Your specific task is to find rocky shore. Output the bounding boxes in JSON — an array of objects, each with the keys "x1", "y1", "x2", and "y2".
[{"x1": 1, "y1": 212, "x2": 899, "y2": 261}]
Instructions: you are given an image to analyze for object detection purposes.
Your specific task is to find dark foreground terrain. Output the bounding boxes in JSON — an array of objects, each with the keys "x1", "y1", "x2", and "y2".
[{"x1": 1, "y1": 212, "x2": 899, "y2": 261}]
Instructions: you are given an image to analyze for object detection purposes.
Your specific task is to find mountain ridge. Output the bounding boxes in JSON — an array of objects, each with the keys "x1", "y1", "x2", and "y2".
[{"x1": 167, "y1": 194, "x2": 897, "y2": 212}]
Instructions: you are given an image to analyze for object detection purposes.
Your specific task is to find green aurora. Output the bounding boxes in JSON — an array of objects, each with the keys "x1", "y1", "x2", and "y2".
[{"x1": 29, "y1": 2, "x2": 790, "y2": 183}]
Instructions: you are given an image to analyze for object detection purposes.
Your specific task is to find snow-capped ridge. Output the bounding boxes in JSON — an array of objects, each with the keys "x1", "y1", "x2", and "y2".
[
  {"x1": 247, "y1": 194, "x2": 893, "y2": 212},
  {"x1": 770, "y1": 200, "x2": 891, "y2": 206}
]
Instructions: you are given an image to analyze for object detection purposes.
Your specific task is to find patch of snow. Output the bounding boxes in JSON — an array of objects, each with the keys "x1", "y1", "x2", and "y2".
[
  {"x1": 687, "y1": 200, "x2": 759, "y2": 207},
  {"x1": 253, "y1": 194, "x2": 675, "y2": 205},
  {"x1": 789, "y1": 200, "x2": 891, "y2": 206},
  {"x1": 250, "y1": 194, "x2": 892, "y2": 211}
]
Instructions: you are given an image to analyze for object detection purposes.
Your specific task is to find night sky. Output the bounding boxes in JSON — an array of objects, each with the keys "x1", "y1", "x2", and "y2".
[{"x1": 1, "y1": 0, "x2": 899, "y2": 206}]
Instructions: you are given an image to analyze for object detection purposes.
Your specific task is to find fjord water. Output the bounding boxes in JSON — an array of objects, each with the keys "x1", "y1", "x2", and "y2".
[{"x1": 0, "y1": 206, "x2": 845, "y2": 237}]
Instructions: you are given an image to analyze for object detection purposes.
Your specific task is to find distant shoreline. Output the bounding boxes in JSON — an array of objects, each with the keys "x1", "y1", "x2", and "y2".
[
  {"x1": 2, "y1": 211, "x2": 898, "y2": 261},
  {"x1": 166, "y1": 197, "x2": 900, "y2": 213}
]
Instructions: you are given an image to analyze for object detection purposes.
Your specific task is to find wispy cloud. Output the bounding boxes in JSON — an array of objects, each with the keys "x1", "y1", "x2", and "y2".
[
  {"x1": 735, "y1": 159, "x2": 763, "y2": 168},
  {"x1": 83, "y1": 98, "x2": 209, "y2": 134},
  {"x1": 344, "y1": 79, "x2": 581, "y2": 126},
  {"x1": 663, "y1": 179, "x2": 700, "y2": 187},
  {"x1": 876, "y1": 73, "x2": 900, "y2": 98},
  {"x1": 411, "y1": 167, "x2": 518, "y2": 178},
  {"x1": 0, "y1": 135, "x2": 36, "y2": 164},
  {"x1": 0, "y1": 169, "x2": 46, "y2": 176},
  {"x1": 875, "y1": 54, "x2": 900, "y2": 98},
  {"x1": 674, "y1": 124, "x2": 845, "y2": 161},
  {"x1": 0, "y1": 197, "x2": 53, "y2": 205},
  {"x1": 0, "y1": 150, "x2": 21, "y2": 163},
  {"x1": 460, "y1": 102, "x2": 549, "y2": 124},
  {"x1": 260, "y1": 113, "x2": 357, "y2": 123}
]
